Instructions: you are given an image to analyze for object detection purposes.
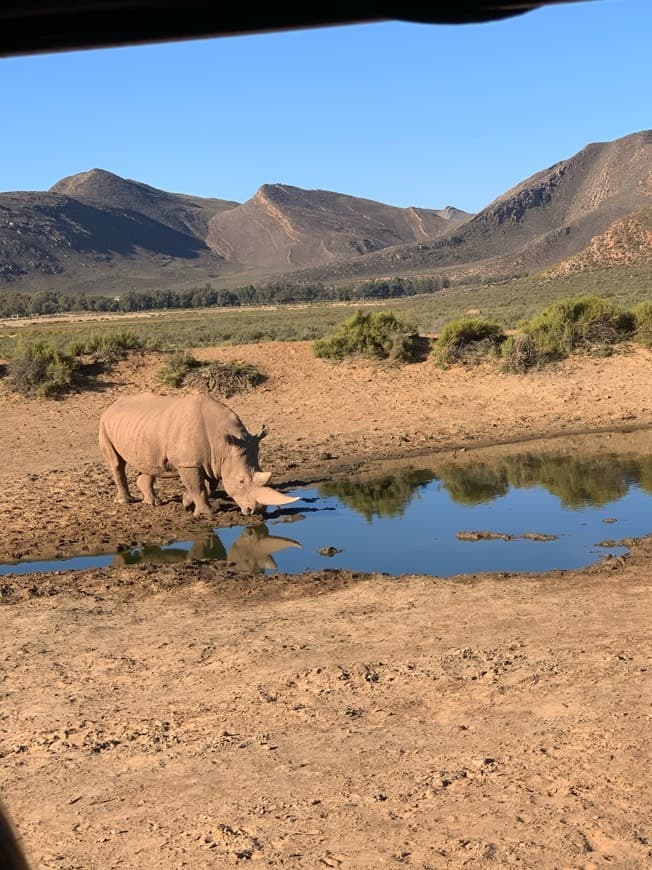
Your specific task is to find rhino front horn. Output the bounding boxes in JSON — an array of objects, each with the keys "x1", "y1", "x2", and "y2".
[{"x1": 255, "y1": 486, "x2": 300, "y2": 507}]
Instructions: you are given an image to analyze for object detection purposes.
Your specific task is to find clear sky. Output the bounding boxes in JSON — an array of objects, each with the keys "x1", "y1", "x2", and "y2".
[{"x1": 1, "y1": 0, "x2": 650, "y2": 214}]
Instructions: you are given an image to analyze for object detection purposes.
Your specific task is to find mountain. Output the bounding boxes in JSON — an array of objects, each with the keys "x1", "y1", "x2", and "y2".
[
  {"x1": 0, "y1": 190, "x2": 232, "y2": 292},
  {"x1": 0, "y1": 172, "x2": 471, "y2": 292},
  {"x1": 0, "y1": 130, "x2": 649, "y2": 295},
  {"x1": 50, "y1": 169, "x2": 238, "y2": 240},
  {"x1": 288, "y1": 130, "x2": 652, "y2": 284},
  {"x1": 206, "y1": 184, "x2": 471, "y2": 271}
]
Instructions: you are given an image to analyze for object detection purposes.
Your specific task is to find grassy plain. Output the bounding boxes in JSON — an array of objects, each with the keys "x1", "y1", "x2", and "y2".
[{"x1": 0, "y1": 263, "x2": 650, "y2": 360}]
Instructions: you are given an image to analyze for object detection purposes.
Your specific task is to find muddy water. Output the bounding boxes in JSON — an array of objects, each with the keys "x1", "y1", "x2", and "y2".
[{"x1": 3, "y1": 447, "x2": 652, "y2": 578}]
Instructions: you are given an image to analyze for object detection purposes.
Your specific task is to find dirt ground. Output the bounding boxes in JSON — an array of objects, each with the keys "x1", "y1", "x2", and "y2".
[{"x1": 1, "y1": 341, "x2": 651, "y2": 868}]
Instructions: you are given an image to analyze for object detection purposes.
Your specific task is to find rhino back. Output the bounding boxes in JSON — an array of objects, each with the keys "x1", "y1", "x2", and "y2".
[{"x1": 100, "y1": 393, "x2": 247, "y2": 475}]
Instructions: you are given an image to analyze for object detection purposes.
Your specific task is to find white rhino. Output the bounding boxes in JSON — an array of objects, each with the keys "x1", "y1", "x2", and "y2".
[{"x1": 99, "y1": 392, "x2": 298, "y2": 517}]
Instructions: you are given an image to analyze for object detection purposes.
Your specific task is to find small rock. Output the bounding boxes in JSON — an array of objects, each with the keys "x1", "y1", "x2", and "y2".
[{"x1": 318, "y1": 546, "x2": 342, "y2": 557}]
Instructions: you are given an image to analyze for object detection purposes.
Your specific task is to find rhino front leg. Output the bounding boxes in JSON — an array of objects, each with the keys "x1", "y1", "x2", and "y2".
[
  {"x1": 178, "y1": 467, "x2": 212, "y2": 518},
  {"x1": 136, "y1": 473, "x2": 162, "y2": 506},
  {"x1": 181, "y1": 479, "x2": 211, "y2": 508}
]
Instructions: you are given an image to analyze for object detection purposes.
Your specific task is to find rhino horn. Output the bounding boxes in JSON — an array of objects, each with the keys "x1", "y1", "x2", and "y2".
[
  {"x1": 258, "y1": 536, "x2": 302, "y2": 555},
  {"x1": 254, "y1": 486, "x2": 300, "y2": 507}
]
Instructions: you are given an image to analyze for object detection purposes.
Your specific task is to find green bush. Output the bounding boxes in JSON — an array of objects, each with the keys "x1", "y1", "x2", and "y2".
[
  {"x1": 632, "y1": 301, "x2": 652, "y2": 347},
  {"x1": 65, "y1": 329, "x2": 145, "y2": 361},
  {"x1": 182, "y1": 361, "x2": 266, "y2": 397},
  {"x1": 8, "y1": 340, "x2": 81, "y2": 398},
  {"x1": 159, "y1": 350, "x2": 204, "y2": 387},
  {"x1": 511, "y1": 295, "x2": 634, "y2": 369},
  {"x1": 433, "y1": 317, "x2": 506, "y2": 367},
  {"x1": 312, "y1": 310, "x2": 421, "y2": 362}
]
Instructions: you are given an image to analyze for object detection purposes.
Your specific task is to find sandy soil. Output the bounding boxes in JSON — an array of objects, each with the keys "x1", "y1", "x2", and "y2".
[{"x1": 1, "y1": 341, "x2": 651, "y2": 868}]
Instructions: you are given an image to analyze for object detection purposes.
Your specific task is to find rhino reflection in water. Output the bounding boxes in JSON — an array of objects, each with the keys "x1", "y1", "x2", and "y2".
[
  {"x1": 113, "y1": 525, "x2": 301, "y2": 573},
  {"x1": 226, "y1": 524, "x2": 301, "y2": 573}
]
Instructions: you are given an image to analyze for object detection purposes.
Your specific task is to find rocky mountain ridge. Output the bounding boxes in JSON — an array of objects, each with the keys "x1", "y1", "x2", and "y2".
[{"x1": 0, "y1": 129, "x2": 649, "y2": 294}]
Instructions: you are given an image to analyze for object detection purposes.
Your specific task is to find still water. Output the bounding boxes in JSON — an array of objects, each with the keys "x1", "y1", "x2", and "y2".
[{"x1": 3, "y1": 450, "x2": 652, "y2": 577}]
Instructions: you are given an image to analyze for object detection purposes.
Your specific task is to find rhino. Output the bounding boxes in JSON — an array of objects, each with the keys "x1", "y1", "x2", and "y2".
[{"x1": 99, "y1": 392, "x2": 298, "y2": 517}]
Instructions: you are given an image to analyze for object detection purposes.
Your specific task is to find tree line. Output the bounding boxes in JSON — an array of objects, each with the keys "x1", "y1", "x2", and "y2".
[{"x1": 0, "y1": 274, "x2": 450, "y2": 318}]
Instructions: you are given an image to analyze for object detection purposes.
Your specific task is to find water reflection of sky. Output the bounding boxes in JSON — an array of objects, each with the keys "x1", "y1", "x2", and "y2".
[
  {"x1": 269, "y1": 482, "x2": 645, "y2": 576},
  {"x1": 3, "y1": 452, "x2": 652, "y2": 578}
]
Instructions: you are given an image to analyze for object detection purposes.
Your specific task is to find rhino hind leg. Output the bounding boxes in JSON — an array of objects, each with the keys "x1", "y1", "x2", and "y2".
[
  {"x1": 99, "y1": 426, "x2": 133, "y2": 504},
  {"x1": 136, "y1": 473, "x2": 162, "y2": 506},
  {"x1": 178, "y1": 467, "x2": 212, "y2": 519}
]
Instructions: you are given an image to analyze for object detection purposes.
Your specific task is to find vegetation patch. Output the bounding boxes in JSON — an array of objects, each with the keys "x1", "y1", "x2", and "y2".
[
  {"x1": 0, "y1": 275, "x2": 450, "y2": 319},
  {"x1": 632, "y1": 301, "x2": 652, "y2": 348},
  {"x1": 433, "y1": 317, "x2": 506, "y2": 367},
  {"x1": 65, "y1": 329, "x2": 145, "y2": 362},
  {"x1": 5, "y1": 330, "x2": 148, "y2": 398},
  {"x1": 312, "y1": 310, "x2": 423, "y2": 362},
  {"x1": 158, "y1": 350, "x2": 205, "y2": 388},
  {"x1": 180, "y1": 360, "x2": 266, "y2": 398},
  {"x1": 7, "y1": 340, "x2": 82, "y2": 398},
  {"x1": 501, "y1": 295, "x2": 635, "y2": 371}
]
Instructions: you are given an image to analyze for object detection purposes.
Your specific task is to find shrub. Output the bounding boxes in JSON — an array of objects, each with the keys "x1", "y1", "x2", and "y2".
[
  {"x1": 182, "y1": 361, "x2": 266, "y2": 397},
  {"x1": 8, "y1": 340, "x2": 81, "y2": 398},
  {"x1": 519, "y1": 295, "x2": 634, "y2": 365},
  {"x1": 499, "y1": 333, "x2": 540, "y2": 373},
  {"x1": 312, "y1": 310, "x2": 421, "y2": 362},
  {"x1": 632, "y1": 301, "x2": 652, "y2": 347},
  {"x1": 433, "y1": 317, "x2": 506, "y2": 367},
  {"x1": 159, "y1": 350, "x2": 204, "y2": 387},
  {"x1": 65, "y1": 329, "x2": 144, "y2": 362}
]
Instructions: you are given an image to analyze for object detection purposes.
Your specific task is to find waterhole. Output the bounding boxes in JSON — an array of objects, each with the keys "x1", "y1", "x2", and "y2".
[{"x1": 3, "y1": 446, "x2": 652, "y2": 577}]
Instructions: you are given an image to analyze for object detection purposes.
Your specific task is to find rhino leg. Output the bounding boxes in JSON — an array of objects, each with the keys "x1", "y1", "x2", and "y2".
[
  {"x1": 136, "y1": 473, "x2": 161, "y2": 506},
  {"x1": 178, "y1": 467, "x2": 212, "y2": 518},
  {"x1": 181, "y1": 479, "x2": 211, "y2": 508},
  {"x1": 99, "y1": 426, "x2": 133, "y2": 504}
]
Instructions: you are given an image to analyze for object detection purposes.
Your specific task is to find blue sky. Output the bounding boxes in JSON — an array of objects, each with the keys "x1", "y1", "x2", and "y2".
[{"x1": 1, "y1": 0, "x2": 650, "y2": 213}]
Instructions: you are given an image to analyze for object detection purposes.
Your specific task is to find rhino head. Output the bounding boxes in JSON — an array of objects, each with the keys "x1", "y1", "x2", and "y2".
[{"x1": 222, "y1": 424, "x2": 299, "y2": 516}]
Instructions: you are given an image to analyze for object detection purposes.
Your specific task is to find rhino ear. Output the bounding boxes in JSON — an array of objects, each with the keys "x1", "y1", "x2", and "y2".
[
  {"x1": 255, "y1": 486, "x2": 300, "y2": 507},
  {"x1": 256, "y1": 425, "x2": 268, "y2": 442},
  {"x1": 254, "y1": 471, "x2": 272, "y2": 487}
]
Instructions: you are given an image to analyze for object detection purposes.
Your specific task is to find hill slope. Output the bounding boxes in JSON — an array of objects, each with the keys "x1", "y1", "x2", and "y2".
[
  {"x1": 0, "y1": 190, "x2": 227, "y2": 291},
  {"x1": 545, "y1": 206, "x2": 652, "y2": 276}
]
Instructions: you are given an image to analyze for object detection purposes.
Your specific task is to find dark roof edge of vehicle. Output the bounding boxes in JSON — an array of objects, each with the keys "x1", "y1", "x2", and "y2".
[{"x1": 0, "y1": 1, "x2": 590, "y2": 58}]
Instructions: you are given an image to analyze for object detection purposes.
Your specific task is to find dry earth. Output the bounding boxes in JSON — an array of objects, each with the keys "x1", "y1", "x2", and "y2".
[{"x1": 1, "y1": 341, "x2": 651, "y2": 868}]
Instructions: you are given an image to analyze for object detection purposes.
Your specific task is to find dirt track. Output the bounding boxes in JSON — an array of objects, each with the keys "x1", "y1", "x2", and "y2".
[{"x1": 1, "y1": 342, "x2": 651, "y2": 868}]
